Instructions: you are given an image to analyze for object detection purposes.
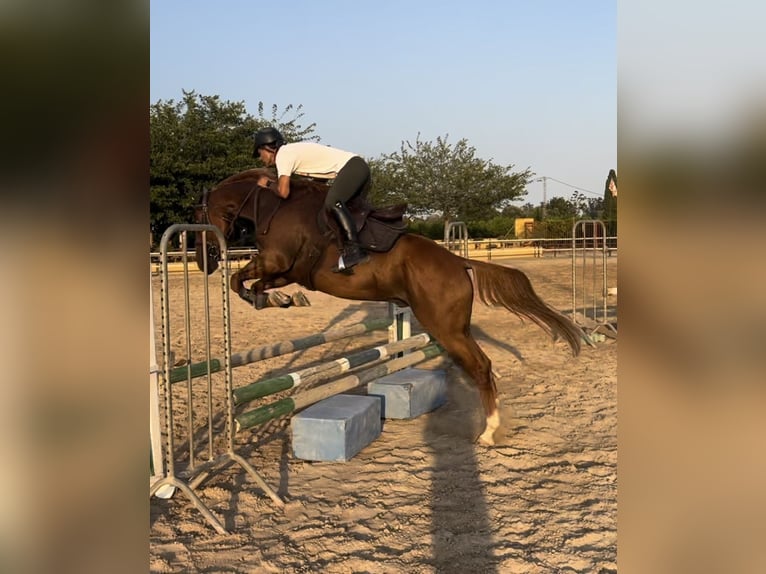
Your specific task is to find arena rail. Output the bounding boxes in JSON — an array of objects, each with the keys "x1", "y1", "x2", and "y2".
[{"x1": 571, "y1": 220, "x2": 618, "y2": 341}]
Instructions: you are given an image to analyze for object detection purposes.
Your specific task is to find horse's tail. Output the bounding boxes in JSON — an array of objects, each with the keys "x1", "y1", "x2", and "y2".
[{"x1": 468, "y1": 260, "x2": 583, "y2": 356}]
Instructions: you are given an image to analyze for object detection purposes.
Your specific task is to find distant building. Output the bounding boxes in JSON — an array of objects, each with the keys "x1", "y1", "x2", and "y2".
[{"x1": 514, "y1": 217, "x2": 535, "y2": 239}]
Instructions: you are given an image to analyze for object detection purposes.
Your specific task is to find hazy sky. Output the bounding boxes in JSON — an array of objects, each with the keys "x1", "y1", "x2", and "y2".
[
  {"x1": 150, "y1": 0, "x2": 616, "y2": 205},
  {"x1": 619, "y1": 1, "x2": 766, "y2": 147}
]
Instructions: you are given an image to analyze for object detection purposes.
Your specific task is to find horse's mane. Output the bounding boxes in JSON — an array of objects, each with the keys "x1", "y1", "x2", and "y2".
[
  {"x1": 214, "y1": 168, "x2": 328, "y2": 198},
  {"x1": 218, "y1": 168, "x2": 273, "y2": 187}
]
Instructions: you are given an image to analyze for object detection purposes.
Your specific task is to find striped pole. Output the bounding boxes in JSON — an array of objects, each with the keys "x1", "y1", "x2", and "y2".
[
  {"x1": 232, "y1": 333, "x2": 432, "y2": 406},
  {"x1": 169, "y1": 317, "x2": 393, "y2": 384},
  {"x1": 235, "y1": 343, "x2": 443, "y2": 432}
]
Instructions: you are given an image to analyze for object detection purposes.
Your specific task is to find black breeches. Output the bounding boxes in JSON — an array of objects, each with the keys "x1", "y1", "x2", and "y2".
[{"x1": 324, "y1": 156, "x2": 370, "y2": 210}]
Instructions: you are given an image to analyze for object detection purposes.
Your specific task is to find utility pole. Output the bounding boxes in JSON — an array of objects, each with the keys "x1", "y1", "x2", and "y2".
[{"x1": 531, "y1": 176, "x2": 548, "y2": 220}]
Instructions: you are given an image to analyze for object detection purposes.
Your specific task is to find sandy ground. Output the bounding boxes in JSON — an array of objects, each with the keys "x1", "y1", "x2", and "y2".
[{"x1": 150, "y1": 255, "x2": 617, "y2": 573}]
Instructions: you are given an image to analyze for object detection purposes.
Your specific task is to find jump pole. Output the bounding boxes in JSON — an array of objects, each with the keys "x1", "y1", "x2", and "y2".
[
  {"x1": 235, "y1": 343, "x2": 444, "y2": 432},
  {"x1": 168, "y1": 316, "x2": 395, "y2": 384},
  {"x1": 232, "y1": 333, "x2": 432, "y2": 405}
]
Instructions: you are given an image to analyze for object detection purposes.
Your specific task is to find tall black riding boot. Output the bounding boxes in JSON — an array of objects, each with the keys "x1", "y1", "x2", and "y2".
[{"x1": 330, "y1": 201, "x2": 370, "y2": 272}]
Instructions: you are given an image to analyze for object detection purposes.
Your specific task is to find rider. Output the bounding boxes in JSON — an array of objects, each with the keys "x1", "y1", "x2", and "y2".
[{"x1": 253, "y1": 127, "x2": 370, "y2": 272}]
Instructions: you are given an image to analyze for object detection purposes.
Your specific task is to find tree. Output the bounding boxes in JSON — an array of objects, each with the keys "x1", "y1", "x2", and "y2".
[
  {"x1": 565, "y1": 190, "x2": 606, "y2": 220},
  {"x1": 150, "y1": 91, "x2": 317, "y2": 243},
  {"x1": 586, "y1": 197, "x2": 606, "y2": 219},
  {"x1": 370, "y1": 134, "x2": 532, "y2": 240},
  {"x1": 544, "y1": 196, "x2": 578, "y2": 219},
  {"x1": 502, "y1": 203, "x2": 538, "y2": 219},
  {"x1": 500, "y1": 204, "x2": 525, "y2": 219}
]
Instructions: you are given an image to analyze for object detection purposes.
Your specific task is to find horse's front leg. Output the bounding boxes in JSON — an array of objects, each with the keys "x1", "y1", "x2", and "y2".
[
  {"x1": 230, "y1": 255, "x2": 292, "y2": 309},
  {"x1": 230, "y1": 258, "x2": 262, "y2": 303}
]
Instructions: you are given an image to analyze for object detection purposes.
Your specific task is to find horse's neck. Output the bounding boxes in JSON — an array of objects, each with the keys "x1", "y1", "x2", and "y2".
[{"x1": 249, "y1": 185, "x2": 327, "y2": 236}]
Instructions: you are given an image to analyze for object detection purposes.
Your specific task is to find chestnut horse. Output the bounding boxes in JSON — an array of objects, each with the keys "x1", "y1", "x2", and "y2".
[{"x1": 195, "y1": 168, "x2": 583, "y2": 445}]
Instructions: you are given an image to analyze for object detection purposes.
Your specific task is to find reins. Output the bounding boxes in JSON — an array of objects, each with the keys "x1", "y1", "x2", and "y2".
[
  {"x1": 253, "y1": 186, "x2": 283, "y2": 236},
  {"x1": 200, "y1": 181, "x2": 285, "y2": 244}
]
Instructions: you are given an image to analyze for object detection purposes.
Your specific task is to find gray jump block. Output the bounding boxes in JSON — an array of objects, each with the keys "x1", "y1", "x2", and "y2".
[
  {"x1": 367, "y1": 368, "x2": 447, "y2": 419},
  {"x1": 291, "y1": 394, "x2": 381, "y2": 462}
]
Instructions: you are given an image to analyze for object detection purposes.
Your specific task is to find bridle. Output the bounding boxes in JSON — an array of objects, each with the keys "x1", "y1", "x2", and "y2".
[
  {"x1": 199, "y1": 185, "x2": 257, "y2": 241},
  {"x1": 197, "y1": 185, "x2": 257, "y2": 266}
]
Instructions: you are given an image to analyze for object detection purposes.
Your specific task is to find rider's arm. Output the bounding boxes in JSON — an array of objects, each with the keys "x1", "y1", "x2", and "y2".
[
  {"x1": 276, "y1": 175, "x2": 291, "y2": 199},
  {"x1": 256, "y1": 174, "x2": 289, "y2": 198}
]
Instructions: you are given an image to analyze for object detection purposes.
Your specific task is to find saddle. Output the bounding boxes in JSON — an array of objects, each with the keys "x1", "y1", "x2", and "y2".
[{"x1": 331, "y1": 196, "x2": 408, "y2": 253}]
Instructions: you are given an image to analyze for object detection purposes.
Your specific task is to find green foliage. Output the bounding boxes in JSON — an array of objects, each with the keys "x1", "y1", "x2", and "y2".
[
  {"x1": 544, "y1": 196, "x2": 578, "y2": 219},
  {"x1": 531, "y1": 218, "x2": 574, "y2": 238},
  {"x1": 570, "y1": 191, "x2": 605, "y2": 219},
  {"x1": 466, "y1": 215, "x2": 516, "y2": 239},
  {"x1": 369, "y1": 134, "x2": 532, "y2": 228},
  {"x1": 149, "y1": 93, "x2": 614, "y2": 247},
  {"x1": 404, "y1": 217, "x2": 444, "y2": 240},
  {"x1": 149, "y1": 90, "x2": 317, "y2": 242},
  {"x1": 501, "y1": 204, "x2": 531, "y2": 219}
]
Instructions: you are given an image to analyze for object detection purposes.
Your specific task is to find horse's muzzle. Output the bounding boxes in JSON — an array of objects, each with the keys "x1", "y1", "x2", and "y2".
[
  {"x1": 195, "y1": 243, "x2": 220, "y2": 274},
  {"x1": 207, "y1": 243, "x2": 221, "y2": 265}
]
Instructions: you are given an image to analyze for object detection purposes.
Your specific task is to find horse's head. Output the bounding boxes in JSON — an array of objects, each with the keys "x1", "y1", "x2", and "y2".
[
  {"x1": 193, "y1": 187, "x2": 229, "y2": 274},
  {"x1": 193, "y1": 168, "x2": 315, "y2": 274}
]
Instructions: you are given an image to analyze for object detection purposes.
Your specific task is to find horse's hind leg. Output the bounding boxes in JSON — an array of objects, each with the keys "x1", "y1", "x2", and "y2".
[
  {"x1": 439, "y1": 333, "x2": 500, "y2": 445},
  {"x1": 409, "y1": 288, "x2": 500, "y2": 445}
]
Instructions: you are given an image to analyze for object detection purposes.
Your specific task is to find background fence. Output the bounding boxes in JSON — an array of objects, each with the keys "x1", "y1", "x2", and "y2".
[{"x1": 150, "y1": 235, "x2": 618, "y2": 272}]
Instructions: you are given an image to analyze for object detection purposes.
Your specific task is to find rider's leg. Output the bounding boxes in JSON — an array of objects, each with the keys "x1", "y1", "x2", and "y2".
[
  {"x1": 325, "y1": 156, "x2": 371, "y2": 272},
  {"x1": 329, "y1": 201, "x2": 369, "y2": 270}
]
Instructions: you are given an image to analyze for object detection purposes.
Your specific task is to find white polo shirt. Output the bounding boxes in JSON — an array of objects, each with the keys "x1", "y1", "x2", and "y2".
[{"x1": 275, "y1": 142, "x2": 357, "y2": 180}]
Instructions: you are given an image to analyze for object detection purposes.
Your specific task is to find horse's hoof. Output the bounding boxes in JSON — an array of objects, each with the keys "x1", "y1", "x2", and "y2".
[
  {"x1": 238, "y1": 287, "x2": 255, "y2": 305},
  {"x1": 238, "y1": 288, "x2": 266, "y2": 309},
  {"x1": 291, "y1": 292, "x2": 311, "y2": 307},
  {"x1": 254, "y1": 292, "x2": 268, "y2": 310},
  {"x1": 477, "y1": 428, "x2": 497, "y2": 446},
  {"x1": 268, "y1": 291, "x2": 293, "y2": 308}
]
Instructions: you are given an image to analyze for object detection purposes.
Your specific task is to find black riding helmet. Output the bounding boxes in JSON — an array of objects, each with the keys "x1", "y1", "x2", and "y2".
[{"x1": 253, "y1": 127, "x2": 285, "y2": 157}]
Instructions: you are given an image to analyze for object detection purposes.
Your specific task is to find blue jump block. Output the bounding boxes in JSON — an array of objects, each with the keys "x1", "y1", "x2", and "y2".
[
  {"x1": 291, "y1": 394, "x2": 381, "y2": 462},
  {"x1": 367, "y1": 368, "x2": 447, "y2": 419}
]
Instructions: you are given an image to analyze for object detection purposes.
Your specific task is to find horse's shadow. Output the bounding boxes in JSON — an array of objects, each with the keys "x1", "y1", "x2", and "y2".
[
  {"x1": 470, "y1": 324, "x2": 524, "y2": 362},
  {"x1": 423, "y1": 369, "x2": 499, "y2": 573}
]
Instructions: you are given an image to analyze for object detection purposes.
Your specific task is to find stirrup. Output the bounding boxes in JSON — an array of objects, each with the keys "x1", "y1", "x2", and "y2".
[
  {"x1": 331, "y1": 255, "x2": 353, "y2": 274},
  {"x1": 331, "y1": 250, "x2": 369, "y2": 273}
]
